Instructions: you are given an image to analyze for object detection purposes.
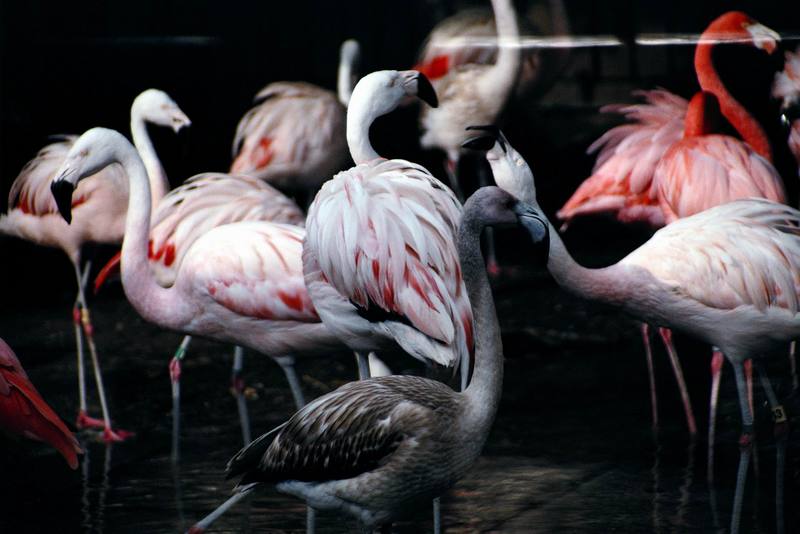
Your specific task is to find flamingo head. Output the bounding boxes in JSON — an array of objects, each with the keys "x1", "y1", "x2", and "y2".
[
  {"x1": 132, "y1": 88, "x2": 191, "y2": 133},
  {"x1": 349, "y1": 70, "x2": 438, "y2": 119},
  {"x1": 51, "y1": 127, "x2": 126, "y2": 223},
  {"x1": 462, "y1": 125, "x2": 537, "y2": 207},
  {"x1": 704, "y1": 12, "x2": 780, "y2": 54},
  {"x1": 465, "y1": 186, "x2": 549, "y2": 250}
]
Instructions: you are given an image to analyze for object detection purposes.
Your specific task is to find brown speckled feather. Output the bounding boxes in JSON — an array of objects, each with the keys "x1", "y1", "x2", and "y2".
[{"x1": 228, "y1": 376, "x2": 458, "y2": 485}]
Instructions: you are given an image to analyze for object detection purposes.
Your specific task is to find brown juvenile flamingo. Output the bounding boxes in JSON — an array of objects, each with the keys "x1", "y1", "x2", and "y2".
[
  {"x1": 465, "y1": 126, "x2": 794, "y2": 534},
  {"x1": 0, "y1": 337, "x2": 82, "y2": 469},
  {"x1": 556, "y1": 11, "x2": 782, "y2": 440},
  {"x1": 187, "y1": 186, "x2": 548, "y2": 534},
  {"x1": 0, "y1": 89, "x2": 189, "y2": 441}
]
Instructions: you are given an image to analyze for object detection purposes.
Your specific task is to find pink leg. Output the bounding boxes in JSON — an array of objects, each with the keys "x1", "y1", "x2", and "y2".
[
  {"x1": 659, "y1": 328, "x2": 697, "y2": 435},
  {"x1": 744, "y1": 359, "x2": 760, "y2": 478},
  {"x1": 640, "y1": 323, "x2": 659, "y2": 431},
  {"x1": 789, "y1": 341, "x2": 798, "y2": 392},
  {"x1": 708, "y1": 348, "x2": 724, "y2": 484}
]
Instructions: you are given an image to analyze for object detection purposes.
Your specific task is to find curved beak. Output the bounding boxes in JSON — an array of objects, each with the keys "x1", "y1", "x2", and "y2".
[
  {"x1": 171, "y1": 109, "x2": 192, "y2": 133},
  {"x1": 462, "y1": 135, "x2": 497, "y2": 151},
  {"x1": 415, "y1": 72, "x2": 438, "y2": 108},
  {"x1": 50, "y1": 174, "x2": 76, "y2": 224},
  {"x1": 746, "y1": 22, "x2": 780, "y2": 54},
  {"x1": 513, "y1": 202, "x2": 549, "y2": 248},
  {"x1": 464, "y1": 125, "x2": 507, "y2": 153}
]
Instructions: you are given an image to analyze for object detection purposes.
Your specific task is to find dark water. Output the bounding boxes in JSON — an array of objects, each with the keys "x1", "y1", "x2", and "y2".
[{"x1": 1, "y1": 265, "x2": 798, "y2": 533}]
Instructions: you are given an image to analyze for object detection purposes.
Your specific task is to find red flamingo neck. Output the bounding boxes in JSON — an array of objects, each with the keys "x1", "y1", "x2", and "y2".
[
  {"x1": 684, "y1": 92, "x2": 719, "y2": 138},
  {"x1": 694, "y1": 34, "x2": 772, "y2": 161}
]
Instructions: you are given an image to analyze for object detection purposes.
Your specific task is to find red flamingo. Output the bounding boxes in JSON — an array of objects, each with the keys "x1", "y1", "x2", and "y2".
[
  {"x1": 556, "y1": 12, "x2": 782, "y2": 439},
  {"x1": 0, "y1": 89, "x2": 189, "y2": 441},
  {"x1": 0, "y1": 337, "x2": 82, "y2": 469}
]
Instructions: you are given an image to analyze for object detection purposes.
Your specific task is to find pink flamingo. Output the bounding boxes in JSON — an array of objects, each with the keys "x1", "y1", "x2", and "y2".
[
  {"x1": 773, "y1": 46, "x2": 800, "y2": 171},
  {"x1": 465, "y1": 127, "x2": 795, "y2": 534},
  {"x1": 0, "y1": 89, "x2": 190, "y2": 441},
  {"x1": 556, "y1": 12, "x2": 782, "y2": 438},
  {"x1": 0, "y1": 337, "x2": 82, "y2": 469},
  {"x1": 304, "y1": 69, "x2": 466, "y2": 533},
  {"x1": 92, "y1": 172, "x2": 305, "y2": 453},
  {"x1": 230, "y1": 39, "x2": 360, "y2": 202}
]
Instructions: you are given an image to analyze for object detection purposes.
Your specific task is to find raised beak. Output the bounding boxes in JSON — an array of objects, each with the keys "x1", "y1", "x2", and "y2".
[
  {"x1": 415, "y1": 72, "x2": 438, "y2": 108},
  {"x1": 50, "y1": 175, "x2": 76, "y2": 224},
  {"x1": 513, "y1": 202, "x2": 549, "y2": 248},
  {"x1": 171, "y1": 110, "x2": 192, "y2": 133},
  {"x1": 746, "y1": 22, "x2": 780, "y2": 54}
]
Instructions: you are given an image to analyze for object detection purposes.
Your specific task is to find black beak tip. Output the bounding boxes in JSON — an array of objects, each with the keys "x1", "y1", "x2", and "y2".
[
  {"x1": 462, "y1": 135, "x2": 496, "y2": 151},
  {"x1": 415, "y1": 73, "x2": 439, "y2": 108},
  {"x1": 50, "y1": 179, "x2": 75, "y2": 224}
]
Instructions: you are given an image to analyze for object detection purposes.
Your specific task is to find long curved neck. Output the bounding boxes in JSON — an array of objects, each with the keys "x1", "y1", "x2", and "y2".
[
  {"x1": 459, "y1": 215, "x2": 503, "y2": 431},
  {"x1": 130, "y1": 111, "x2": 170, "y2": 209},
  {"x1": 544, "y1": 218, "x2": 627, "y2": 305},
  {"x1": 695, "y1": 37, "x2": 772, "y2": 160},
  {"x1": 337, "y1": 49, "x2": 357, "y2": 107},
  {"x1": 476, "y1": 0, "x2": 521, "y2": 108},
  {"x1": 346, "y1": 95, "x2": 382, "y2": 164},
  {"x1": 115, "y1": 141, "x2": 182, "y2": 328}
]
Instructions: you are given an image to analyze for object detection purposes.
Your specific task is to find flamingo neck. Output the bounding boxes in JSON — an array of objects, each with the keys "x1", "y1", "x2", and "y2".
[
  {"x1": 683, "y1": 92, "x2": 718, "y2": 138},
  {"x1": 695, "y1": 37, "x2": 772, "y2": 160},
  {"x1": 130, "y1": 112, "x2": 170, "y2": 209},
  {"x1": 346, "y1": 93, "x2": 382, "y2": 164},
  {"x1": 337, "y1": 48, "x2": 358, "y2": 107},
  {"x1": 476, "y1": 0, "x2": 521, "y2": 108},
  {"x1": 459, "y1": 210, "x2": 503, "y2": 434},
  {"x1": 114, "y1": 139, "x2": 180, "y2": 328}
]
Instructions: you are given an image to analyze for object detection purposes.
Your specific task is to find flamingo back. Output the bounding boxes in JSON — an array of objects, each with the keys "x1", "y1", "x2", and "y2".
[
  {"x1": 230, "y1": 82, "x2": 348, "y2": 191},
  {"x1": 654, "y1": 135, "x2": 786, "y2": 224},
  {"x1": 184, "y1": 221, "x2": 318, "y2": 322},
  {"x1": 148, "y1": 173, "x2": 304, "y2": 286},
  {"x1": 622, "y1": 199, "x2": 800, "y2": 314},
  {"x1": 304, "y1": 159, "x2": 472, "y2": 367},
  {"x1": 557, "y1": 90, "x2": 688, "y2": 227}
]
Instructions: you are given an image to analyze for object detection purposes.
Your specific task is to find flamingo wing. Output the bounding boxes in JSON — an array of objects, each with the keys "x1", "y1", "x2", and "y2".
[
  {"x1": 305, "y1": 159, "x2": 472, "y2": 367},
  {"x1": 186, "y1": 221, "x2": 318, "y2": 322},
  {"x1": 227, "y1": 375, "x2": 454, "y2": 484},
  {"x1": 623, "y1": 199, "x2": 800, "y2": 313},
  {"x1": 230, "y1": 81, "x2": 346, "y2": 180},
  {"x1": 655, "y1": 135, "x2": 786, "y2": 223},
  {"x1": 557, "y1": 89, "x2": 688, "y2": 227},
  {"x1": 0, "y1": 338, "x2": 81, "y2": 469}
]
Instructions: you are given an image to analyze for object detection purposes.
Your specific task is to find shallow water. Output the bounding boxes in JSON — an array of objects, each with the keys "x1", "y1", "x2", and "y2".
[{"x1": 1, "y1": 267, "x2": 797, "y2": 533}]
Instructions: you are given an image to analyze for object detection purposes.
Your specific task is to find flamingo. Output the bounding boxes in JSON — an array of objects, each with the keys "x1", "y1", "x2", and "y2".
[
  {"x1": 464, "y1": 127, "x2": 795, "y2": 534},
  {"x1": 0, "y1": 337, "x2": 82, "y2": 469},
  {"x1": 0, "y1": 89, "x2": 190, "y2": 441},
  {"x1": 187, "y1": 185, "x2": 548, "y2": 534},
  {"x1": 415, "y1": 0, "x2": 569, "y2": 100},
  {"x1": 230, "y1": 39, "x2": 360, "y2": 203},
  {"x1": 93, "y1": 171, "x2": 306, "y2": 453},
  {"x1": 773, "y1": 46, "x2": 800, "y2": 171},
  {"x1": 556, "y1": 11, "x2": 782, "y2": 438}
]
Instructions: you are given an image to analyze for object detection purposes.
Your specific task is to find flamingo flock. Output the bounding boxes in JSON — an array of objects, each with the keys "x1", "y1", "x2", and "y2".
[{"x1": 1, "y1": 4, "x2": 798, "y2": 534}]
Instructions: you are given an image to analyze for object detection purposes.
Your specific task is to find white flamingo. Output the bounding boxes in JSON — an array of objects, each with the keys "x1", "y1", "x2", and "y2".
[
  {"x1": 464, "y1": 127, "x2": 795, "y2": 534},
  {"x1": 0, "y1": 89, "x2": 189, "y2": 441}
]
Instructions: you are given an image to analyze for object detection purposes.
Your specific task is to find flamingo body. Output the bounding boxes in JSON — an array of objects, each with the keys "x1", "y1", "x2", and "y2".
[
  {"x1": 304, "y1": 158, "x2": 471, "y2": 366},
  {"x1": 0, "y1": 338, "x2": 81, "y2": 469},
  {"x1": 231, "y1": 82, "x2": 349, "y2": 193},
  {"x1": 655, "y1": 134, "x2": 786, "y2": 224}
]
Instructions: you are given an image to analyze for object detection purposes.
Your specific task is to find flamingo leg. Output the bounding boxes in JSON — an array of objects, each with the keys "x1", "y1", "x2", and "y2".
[
  {"x1": 231, "y1": 346, "x2": 252, "y2": 445},
  {"x1": 640, "y1": 323, "x2": 659, "y2": 432},
  {"x1": 731, "y1": 360, "x2": 754, "y2": 534},
  {"x1": 708, "y1": 348, "x2": 724, "y2": 485},
  {"x1": 306, "y1": 507, "x2": 316, "y2": 534},
  {"x1": 73, "y1": 262, "x2": 91, "y2": 426},
  {"x1": 188, "y1": 483, "x2": 258, "y2": 533},
  {"x1": 744, "y1": 360, "x2": 759, "y2": 478},
  {"x1": 275, "y1": 356, "x2": 306, "y2": 409},
  {"x1": 658, "y1": 328, "x2": 697, "y2": 435},
  {"x1": 754, "y1": 361, "x2": 787, "y2": 534},
  {"x1": 170, "y1": 335, "x2": 192, "y2": 463},
  {"x1": 73, "y1": 261, "x2": 133, "y2": 442},
  {"x1": 443, "y1": 153, "x2": 465, "y2": 202},
  {"x1": 355, "y1": 352, "x2": 371, "y2": 380},
  {"x1": 433, "y1": 497, "x2": 441, "y2": 534},
  {"x1": 789, "y1": 341, "x2": 798, "y2": 392}
]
